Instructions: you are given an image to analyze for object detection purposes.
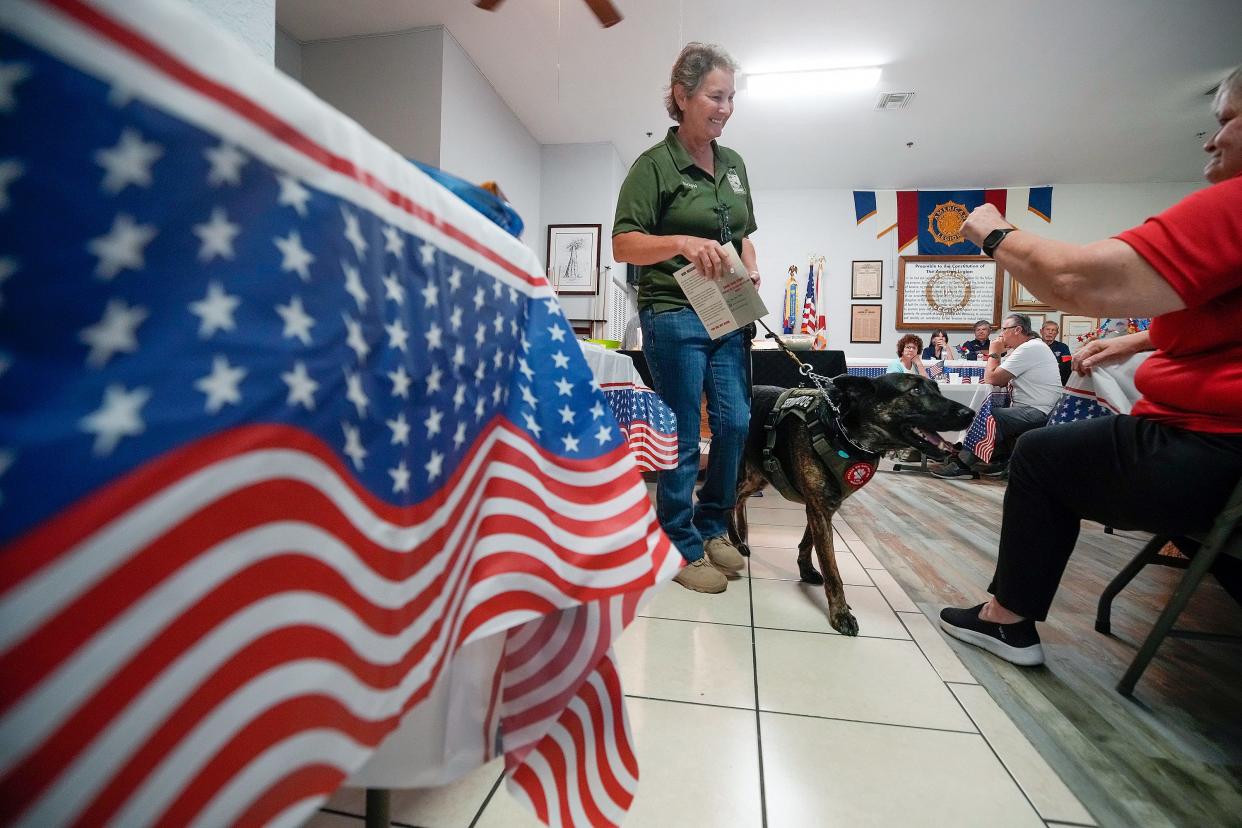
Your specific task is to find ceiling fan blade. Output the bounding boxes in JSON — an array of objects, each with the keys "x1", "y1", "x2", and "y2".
[
  {"x1": 474, "y1": 0, "x2": 505, "y2": 10},
  {"x1": 582, "y1": 0, "x2": 623, "y2": 27}
]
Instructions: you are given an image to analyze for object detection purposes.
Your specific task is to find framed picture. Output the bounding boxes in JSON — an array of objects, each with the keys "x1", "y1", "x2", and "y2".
[
  {"x1": 850, "y1": 304, "x2": 883, "y2": 344},
  {"x1": 1009, "y1": 273, "x2": 1053, "y2": 310},
  {"x1": 547, "y1": 224, "x2": 601, "y2": 295},
  {"x1": 897, "y1": 256, "x2": 1002, "y2": 330},
  {"x1": 1061, "y1": 315, "x2": 1098, "y2": 351},
  {"x1": 851, "y1": 260, "x2": 883, "y2": 299}
]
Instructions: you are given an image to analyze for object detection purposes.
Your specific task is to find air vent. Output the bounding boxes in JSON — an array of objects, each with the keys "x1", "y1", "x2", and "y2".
[{"x1": 875, "y1": 91, "x2": 914, "y2": 111}]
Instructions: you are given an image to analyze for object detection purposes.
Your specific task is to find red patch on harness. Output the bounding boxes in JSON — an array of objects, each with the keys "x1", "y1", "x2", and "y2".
[{"x1": 844, "y1": 462, "x2": 876, "y2": 488}]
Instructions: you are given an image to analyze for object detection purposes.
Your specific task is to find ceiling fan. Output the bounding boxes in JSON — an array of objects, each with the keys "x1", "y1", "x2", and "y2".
[{"x1": 474, "y1": 0, "x2": 623, "y2": 28}]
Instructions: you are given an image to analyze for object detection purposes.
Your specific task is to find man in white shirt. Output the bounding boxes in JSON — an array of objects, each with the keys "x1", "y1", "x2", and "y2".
[{"x1": 932, "y1": 313, "x2": 1062, "y2": 478}]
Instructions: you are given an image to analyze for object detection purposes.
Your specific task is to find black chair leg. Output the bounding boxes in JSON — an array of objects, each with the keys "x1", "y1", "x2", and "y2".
[
  {"x1": 1117, "y1": 541, "x2": 1222, "y2": 696},
  {"x1": 1095, "y1": 535, "x2": 1169, "y2": 635}
]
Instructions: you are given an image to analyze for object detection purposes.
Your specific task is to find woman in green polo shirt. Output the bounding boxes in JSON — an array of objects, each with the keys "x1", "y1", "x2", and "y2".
[{"x1": 613, "y1": 42, "x2": 761, "y2": 595}]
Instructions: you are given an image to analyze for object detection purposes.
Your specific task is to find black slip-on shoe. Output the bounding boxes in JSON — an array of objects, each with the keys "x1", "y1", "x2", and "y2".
[{"x1": 939, "y1": 604, "x2": 1045, "y2": 666}]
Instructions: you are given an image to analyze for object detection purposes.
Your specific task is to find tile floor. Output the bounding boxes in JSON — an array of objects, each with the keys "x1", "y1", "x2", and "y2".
[{"x1": 309, "y1": 490, "x2": 1097, "y2": 828}]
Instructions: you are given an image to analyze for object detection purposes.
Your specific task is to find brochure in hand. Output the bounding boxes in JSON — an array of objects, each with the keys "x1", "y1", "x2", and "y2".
[{"x1": 672, "y1": 245, "x2": 768, "y2": 339}]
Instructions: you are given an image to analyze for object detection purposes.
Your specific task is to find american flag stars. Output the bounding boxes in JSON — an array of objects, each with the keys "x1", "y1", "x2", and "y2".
[{"x1": 0, "y1": 35, "x2": 622, "y2": 529}]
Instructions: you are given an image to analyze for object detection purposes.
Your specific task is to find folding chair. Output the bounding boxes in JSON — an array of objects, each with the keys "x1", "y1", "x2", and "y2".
[{"x1": 1095, "y1": 475, "x2": 1242, "y2": 696}]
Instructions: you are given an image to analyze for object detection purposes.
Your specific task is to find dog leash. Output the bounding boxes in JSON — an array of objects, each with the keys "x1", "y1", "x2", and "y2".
[
  {"x1": 754, "y1": 318, "x2": 841, "y2": 414},
  {"x1": 753, "y1": 317, "x2": 883, "y2": 457}
]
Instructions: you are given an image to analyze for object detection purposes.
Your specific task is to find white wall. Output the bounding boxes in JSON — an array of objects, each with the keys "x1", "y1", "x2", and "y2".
[
  {"x1": 274, "y1": 26, "x2": 301, "y2": 81},
  {"x1": 540, "y1": 142, "x2": 629, "y2": 322},
  {"x1": 438, "y1": 32, "x2": 541, "y2": 248},
  {"x1": 747, "y1": 182, "x2": 1202, "y2": 359},
  {"x1": 185, "y1": 0, "x2": 274, "y2": 63},
  {"x1": 300, "y1": 28, "x2": 444, "y2": 166}
]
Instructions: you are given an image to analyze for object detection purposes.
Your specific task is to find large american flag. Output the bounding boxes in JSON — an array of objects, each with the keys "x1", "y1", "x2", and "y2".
[
  {"x1": 963, "y1": 388, "x2": 1012, "y2": 464},
  {"x1": 0, "y1": 2, "x2": 676, "y2": 827}
]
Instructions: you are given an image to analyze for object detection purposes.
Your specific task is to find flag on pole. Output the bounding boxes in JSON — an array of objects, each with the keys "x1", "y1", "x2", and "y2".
[
  {"x1": 782, "y1": 266, "x2": 799, "y2": 334},
  {"x1": 812, "y1": 256, "x2": 828, "y2": 350},
  {"x1": 800, "y1": 260, "x2": 817, "y2": 334},
  {"x1": 0, "y1": 2, "x2": 677, "y2": 827}
]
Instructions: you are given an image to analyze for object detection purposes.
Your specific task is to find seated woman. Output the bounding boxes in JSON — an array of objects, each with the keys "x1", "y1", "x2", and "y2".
[
  {"x1": 923, "y1": 328, "x2": 952, "y2": 361},
  {"x1": 887, "y1": 334, "x2": 925, "y2": 376},
  {"x1": 937, "y1": 66, "x2": 1242, "y2": 666}
]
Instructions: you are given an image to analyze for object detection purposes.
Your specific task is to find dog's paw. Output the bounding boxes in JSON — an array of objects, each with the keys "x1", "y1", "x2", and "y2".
[
  {"x1": 830, "y1": 610, "x2": 860, "y2": 637},
  {"x1": 798, "y1": 567, "x2": 825, "y2": 586}
]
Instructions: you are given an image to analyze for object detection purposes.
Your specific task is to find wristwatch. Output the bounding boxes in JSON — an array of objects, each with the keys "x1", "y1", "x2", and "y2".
[{"x1": 981, "y1": 228, "x2": 1016, "y2": 258}]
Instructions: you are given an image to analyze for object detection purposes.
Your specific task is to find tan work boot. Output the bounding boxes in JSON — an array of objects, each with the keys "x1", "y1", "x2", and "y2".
[
  {"x1": 673, "y1": 558, "x2": 727, "y2": 593},
  {"x1": 704, "y1": 536, "x2": 745, "y2": 574}
]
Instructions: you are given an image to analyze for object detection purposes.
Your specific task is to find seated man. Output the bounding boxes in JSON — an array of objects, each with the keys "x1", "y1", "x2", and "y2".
[
  {"x1": 959, "y1": 319, "x2": 993, "y2": 361},
  {"x1": 931, "y1": 312, "x2": 1062, "y2": 478},
  {"x1": 936, "y1": 66, "x2": 1242, "y2": 666},
  {"x1": 1041, "y1": 320, "x2": 1073, "y2": 384}
]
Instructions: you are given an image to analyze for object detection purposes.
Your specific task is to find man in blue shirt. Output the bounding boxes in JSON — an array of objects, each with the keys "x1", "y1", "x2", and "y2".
[
  {"x1": 960, "y1": 320, "x2": 993, "y2": 361},
  {"x1": 1040, "y1": 320, "x2": 1072, "y2": 384}
]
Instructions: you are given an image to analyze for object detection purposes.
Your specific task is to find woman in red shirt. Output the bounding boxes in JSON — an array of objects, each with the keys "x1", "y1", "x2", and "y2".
[{"x1": 937, "y1": 66, "x2": 1242, "y2": 666}]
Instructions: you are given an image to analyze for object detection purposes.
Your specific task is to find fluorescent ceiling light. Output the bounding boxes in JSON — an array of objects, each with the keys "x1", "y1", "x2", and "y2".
[{"x1": 743, "y1": 66, "x2": 881, "y2": 97}]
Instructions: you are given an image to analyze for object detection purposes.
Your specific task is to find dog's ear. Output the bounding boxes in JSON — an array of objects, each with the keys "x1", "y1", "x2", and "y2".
[{"x1": 829, "y1": 374, "x2": 876, "y2": 407}]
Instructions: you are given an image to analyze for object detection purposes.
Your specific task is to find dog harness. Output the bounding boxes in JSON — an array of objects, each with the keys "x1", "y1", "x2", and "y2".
[{"x1": 761, "y1": 387, "x2": 881, "y2": 504}]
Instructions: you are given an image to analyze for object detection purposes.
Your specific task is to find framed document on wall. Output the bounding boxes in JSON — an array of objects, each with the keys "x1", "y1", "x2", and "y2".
[
  {"x1": 1009, "y1": 273, "x2": 1053, "y2": 311},
  {"x1": 1061, "y1": 315, "x2": 1099, "y2": 351},
  {"x1": 851, "y1": 260, "x2": 883, "y2": 299},
  {"x1": 850, "y1": 305, "x2": 882, "y2": 343},
  {"x1": 897, "y1": 256, "x2": 1001, "y2": 330}
]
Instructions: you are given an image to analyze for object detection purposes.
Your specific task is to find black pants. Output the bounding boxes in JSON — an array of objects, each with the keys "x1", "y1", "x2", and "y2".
[{"x1": 989, "y1": 415, "x2": 1242, "y2": 621}]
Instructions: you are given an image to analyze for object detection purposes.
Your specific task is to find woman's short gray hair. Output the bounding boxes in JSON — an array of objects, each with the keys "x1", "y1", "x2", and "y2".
[{"x1": 665, "y1": 42, "x2": 739, "y2": 122}]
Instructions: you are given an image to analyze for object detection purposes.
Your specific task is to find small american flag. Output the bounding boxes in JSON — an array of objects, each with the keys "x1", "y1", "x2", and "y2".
[
  {"x1": 963, "y1": 389, "x2": 1012, "y2": 463},
  {"x1": 0, "y1": 2, "x2": 675, "y2": 827},
  {"x1": 925, "y1": 360, "x2": 945, "y2": 380}
]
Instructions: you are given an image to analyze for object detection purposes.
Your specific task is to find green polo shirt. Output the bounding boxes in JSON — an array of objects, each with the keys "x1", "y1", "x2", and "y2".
[{"x1": 613, "y1": 127, "x2": 758, "y2": 313}]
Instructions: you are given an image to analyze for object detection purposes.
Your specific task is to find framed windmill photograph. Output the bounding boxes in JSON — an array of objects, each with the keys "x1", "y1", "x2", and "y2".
[{"x1": 547, "y1": 224, "x2": 601, "y2": 295}]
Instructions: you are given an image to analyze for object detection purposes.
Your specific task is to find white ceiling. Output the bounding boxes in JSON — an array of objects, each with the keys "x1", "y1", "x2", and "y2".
[{"x1": 276, "y1": 0, "x2": 1242, "y2": 190}]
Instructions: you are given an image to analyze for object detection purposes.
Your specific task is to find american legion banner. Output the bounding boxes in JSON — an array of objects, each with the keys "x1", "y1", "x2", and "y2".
[
  {"x1": 0, "y1": 1, "x2": 679, "y2": 826},
  {"x1": 854, "y1": 187, "x2": 1054, "y2": 254}
]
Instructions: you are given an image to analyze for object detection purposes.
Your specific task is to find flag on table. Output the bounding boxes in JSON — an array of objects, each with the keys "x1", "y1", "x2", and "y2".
[
  {"x1": 926, "y1": 360, "x2": 945, "y2": 381},
  {"x1": 0, "y1": 3, "x2": 676, "y2": 828},
  {"x1": 602, "y1": 382, "x2": 677, "y2": 471},
  {"x1": 782, "y1": 266, "x2": 798, "y2": 334},
  {"x1": 800, "y1": 261, "x2": 817, "y2": 334},
  {"x1": 963, "y1": 389, "x2": 1012, "y2": 463}
]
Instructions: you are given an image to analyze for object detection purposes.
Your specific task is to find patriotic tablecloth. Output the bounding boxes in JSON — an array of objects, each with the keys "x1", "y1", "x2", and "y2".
[
  {"x1": 951, "y1": 353, "x2": 1151, "y2": 460},
  {"x1": 0, "y1": 2, "x2": 677, "y2": 826},
  {"x1": 846, "y1": 357, "x2": 984, "y2": 381},
  {"x1": 579, "y1": 343, "x2": 677, "y2": 472}
]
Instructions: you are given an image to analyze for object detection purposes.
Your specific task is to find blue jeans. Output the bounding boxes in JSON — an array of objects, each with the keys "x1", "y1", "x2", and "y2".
[{"x1": 639, "y1": 307, "x2": 750, "y2": 562}]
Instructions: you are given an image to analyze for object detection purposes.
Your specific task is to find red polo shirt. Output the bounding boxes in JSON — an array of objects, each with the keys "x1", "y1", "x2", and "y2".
[{"x1": 1115, "y1": 175, "x2": 1242, "y2": 433}]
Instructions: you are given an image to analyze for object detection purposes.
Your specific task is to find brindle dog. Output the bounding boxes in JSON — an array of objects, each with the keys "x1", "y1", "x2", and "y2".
[{"x1": 730, "y1": 373, "x2": 974, "y2": 635}]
